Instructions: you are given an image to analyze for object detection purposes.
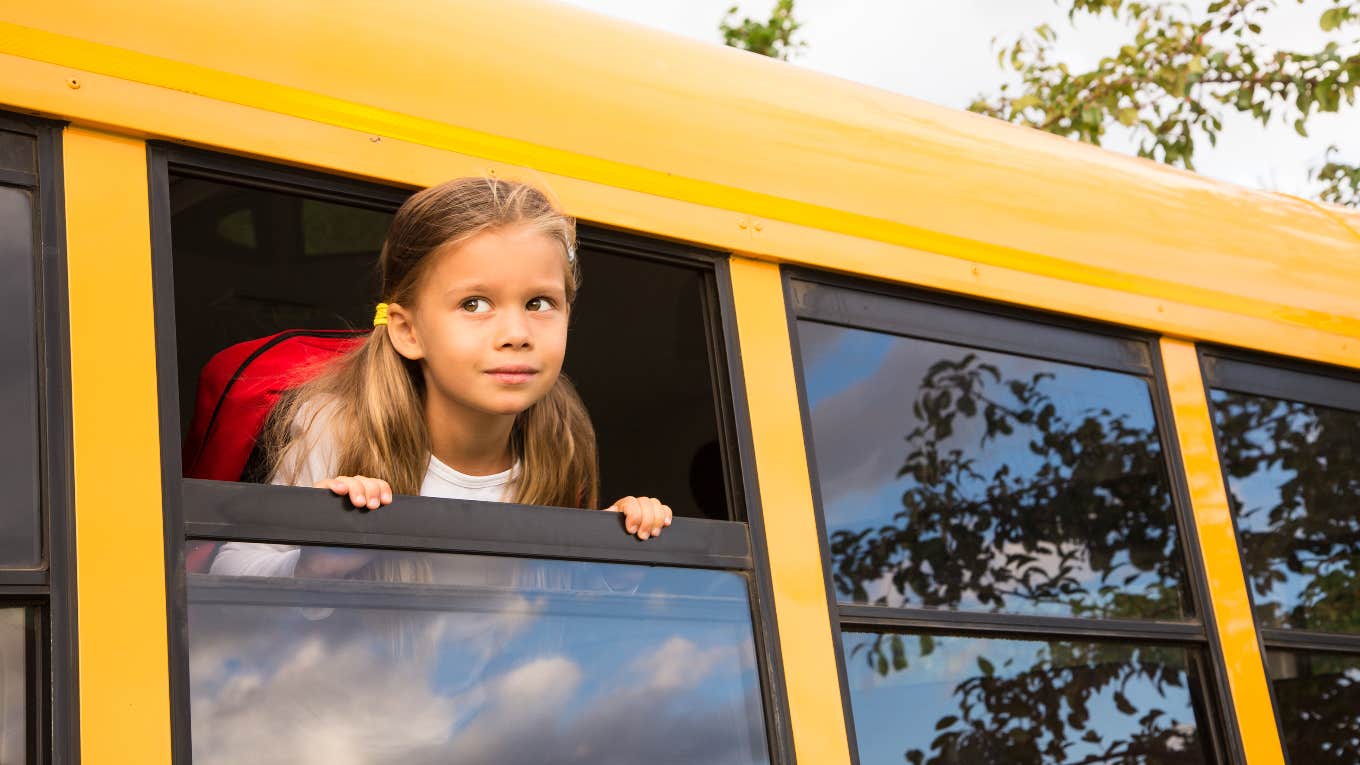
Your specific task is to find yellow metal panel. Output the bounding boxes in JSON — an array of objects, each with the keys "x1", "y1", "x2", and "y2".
[
  {"x1": 3, "y1": 0, "x2": 1359, "y2": 351},
  {"x1": 0, "y1": 51, "x2": 1356, "y2": 372},
  {"x1": 65, "y1": 128, "x2": 172, "y2": 765},
  {"x1": 728, "y1": 257, "x2": 852, "y2": 765},
  {"x1": 1159, "y1": 338, "x2": 1284, "y2": 765}
]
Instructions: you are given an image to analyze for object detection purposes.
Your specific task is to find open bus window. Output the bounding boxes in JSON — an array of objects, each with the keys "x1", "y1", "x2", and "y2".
[
  {"x1": 168, "y1": 169, "x2": 741, "y2": 521},
  {"x1": 186, "y1": 545, "x2": 771, "y2": 764}
]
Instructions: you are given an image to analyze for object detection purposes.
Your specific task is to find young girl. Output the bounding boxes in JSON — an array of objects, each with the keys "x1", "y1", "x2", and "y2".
[{"x1": 211, "y1": 177, "x2": 673, "y2": 578}]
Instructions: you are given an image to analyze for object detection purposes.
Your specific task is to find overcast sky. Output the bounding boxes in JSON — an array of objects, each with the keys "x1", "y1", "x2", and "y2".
[{"x1": 559, "y1": 0, "x2": 1359, "y2": 199}]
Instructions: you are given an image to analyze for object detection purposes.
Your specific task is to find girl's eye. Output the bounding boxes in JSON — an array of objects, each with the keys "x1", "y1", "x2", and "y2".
[
  {"x1": 526, "y1": 297, "x2": 556, "y2": 312},
  {"x1": 460, "y1": 298, "x2": 491, "y2": 313}
]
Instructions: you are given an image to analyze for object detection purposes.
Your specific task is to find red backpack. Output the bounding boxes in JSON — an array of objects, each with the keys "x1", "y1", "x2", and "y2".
[{"x1": 182, "y1": 328, "x2": 367, "y2": 571}]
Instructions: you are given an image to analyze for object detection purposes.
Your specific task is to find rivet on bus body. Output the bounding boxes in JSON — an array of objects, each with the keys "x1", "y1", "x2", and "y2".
[
  {"x1": 66, "y1": 78, "x2": 81, "y2": 90},
  {"x1": 738, "y1": 219, "x2": 749, "y2": 230},
  {"x1": 369, "y1": 136, "x2": 381, "y2": 143},
  {"x1": 753, "y1": 221, "x2": 764, "y2": 232}
]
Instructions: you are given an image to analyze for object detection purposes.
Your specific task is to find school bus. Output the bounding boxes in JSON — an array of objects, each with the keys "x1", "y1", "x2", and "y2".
[{"x1": 0, "y1": 0, "x2": 1357, "y2": 763}]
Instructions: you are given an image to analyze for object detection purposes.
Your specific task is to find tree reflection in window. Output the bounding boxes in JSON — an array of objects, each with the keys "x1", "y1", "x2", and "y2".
[
  {"x1": 843, "y1": 632, "x2": 1213, "y2": 765},
  {"x1": 1208, "y1": 391, "x2": 1360, "y2": 633},
  {"x1": 799, "y1": 322, "x2": 1191, "y2": 620}
]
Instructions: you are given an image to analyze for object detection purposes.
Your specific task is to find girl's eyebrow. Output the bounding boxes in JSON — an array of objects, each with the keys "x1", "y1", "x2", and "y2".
[{"x1": 442, "y1": 281, "x2": 566, "y2": 297}]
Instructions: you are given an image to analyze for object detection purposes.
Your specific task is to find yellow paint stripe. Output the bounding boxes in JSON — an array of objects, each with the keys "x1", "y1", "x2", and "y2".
[
  {"x1": 729, "y1": 257, "x2": 852, "y2": 765},
  {"x1": 1159, "y1": 338, "x2": 1284, "y2": 765},
  {"x1": 65, "y1": 128, "x2": 172, "y2": 765},
  {"x1": 2, "y1": 20, "x2": 1358, "y2": 341}
]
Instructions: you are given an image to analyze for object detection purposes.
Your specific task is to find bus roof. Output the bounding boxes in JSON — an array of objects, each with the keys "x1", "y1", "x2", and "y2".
[{"x1": 3, "y1": 0, "x2": 1358, "y2": 361}]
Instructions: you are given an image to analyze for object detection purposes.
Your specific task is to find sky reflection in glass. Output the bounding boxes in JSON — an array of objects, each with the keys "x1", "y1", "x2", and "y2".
[
  {"x1": 842, "y1": 631, "x2": 1212, "y2": 765},
  {"x1": 798, "y1": 321, "x2": 1190, "y2": 619},
  {"x1": 1209, "y1": 390, "x2": 1360, "y2": 633},
  {"x1": 188, "y1": 549, "x2": 770, "y2": 765}
]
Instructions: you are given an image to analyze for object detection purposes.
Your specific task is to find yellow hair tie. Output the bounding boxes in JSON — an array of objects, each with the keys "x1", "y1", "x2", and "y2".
[{"x1": 372, "y1": 302, "x2": 389, "y2": 327}]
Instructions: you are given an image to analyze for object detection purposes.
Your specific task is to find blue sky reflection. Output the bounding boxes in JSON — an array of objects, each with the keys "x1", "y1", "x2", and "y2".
[{"x1": 188, "y1": 554, "x2": 770, "y2": 765}]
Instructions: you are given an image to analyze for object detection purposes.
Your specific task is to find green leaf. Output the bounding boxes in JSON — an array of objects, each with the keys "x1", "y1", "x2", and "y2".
[
  {"x1": 1295, "y1": 118, "x2": 1309, "y2": 137},
  {"x1": 1320, "y1": 8, "x2": 1344, "y2": 31},
  {"x1": 1012, "y1": 94, "x2": 1042, "y2": 111},
  {"x1": 978, "y1": 656, "x2": 995, "y2": 676},
  {"x1": 1116, "y1": 107, "x2": 1140, "y2": 126}
]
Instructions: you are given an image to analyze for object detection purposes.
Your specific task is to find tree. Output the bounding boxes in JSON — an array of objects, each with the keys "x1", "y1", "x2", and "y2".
[
  {"x1": 970, "y1": 0, "x2": 1360, "y2": 206},
  {"x1": 719, "y1": 0, "x2": 806, "y2": 61}
]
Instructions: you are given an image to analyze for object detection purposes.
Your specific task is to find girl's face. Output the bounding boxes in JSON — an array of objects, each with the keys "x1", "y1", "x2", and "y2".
[{"x1": 390, "y1": 224, "x2": 570, "y2": 420}]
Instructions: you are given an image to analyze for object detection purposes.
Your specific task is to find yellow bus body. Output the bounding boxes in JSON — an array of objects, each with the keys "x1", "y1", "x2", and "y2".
[{"x1": 2, "y1": 1, "x2": 1356, "y2": 762}]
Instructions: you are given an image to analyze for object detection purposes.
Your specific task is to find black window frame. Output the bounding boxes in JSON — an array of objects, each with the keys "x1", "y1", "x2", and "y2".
[
  {"x1": 147, "y1": 144, "x2": 794, "y2": 765},
  {"x1": 785, "y1": 268, "x2": 1246, "y2": 765},
  {"x1": 1199, "y1": 345, "x2": 1360, "y2": 764},
  {"x1": 0, "y1": 110, "x2": 79, "y2": 765}
]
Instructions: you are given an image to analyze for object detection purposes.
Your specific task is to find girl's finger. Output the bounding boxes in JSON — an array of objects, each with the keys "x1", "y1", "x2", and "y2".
[
  {"x1": 361, "y1": 476, "x2": 384, "y2": 510},
  {"x1": 637, "y1": 497, "x2": 656, "y2": 540},
  {"x1": 341, "y1": 476, "x2": 368, "y2": 508},
  {"x1": 662, "y1": 504, "x2": 673, "y2": 527},
  {"x1": 651, "y1": 500, "x2": 669, "y2": 537},
  {"x1": 378, "y1": 480, "x2": 393, "y2": 505},
  {"x1": 608, "y1": 496, "x2": 636, "y2": 532}
]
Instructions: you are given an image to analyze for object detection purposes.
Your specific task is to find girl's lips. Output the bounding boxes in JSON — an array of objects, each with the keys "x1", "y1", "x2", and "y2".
[{"x1": 485, "y1": 367, "x2": 538, "y2": 384}]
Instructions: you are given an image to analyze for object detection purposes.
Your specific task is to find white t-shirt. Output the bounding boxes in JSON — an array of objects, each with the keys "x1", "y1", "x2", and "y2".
[{"x1": 209, "y1": 402, "x2": 518, "y2": 578}]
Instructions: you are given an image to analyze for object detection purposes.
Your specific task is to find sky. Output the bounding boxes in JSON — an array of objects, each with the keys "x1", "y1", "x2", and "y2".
[{"x1": 558, "y1": 0, "x2": 1359, "y2": 199}]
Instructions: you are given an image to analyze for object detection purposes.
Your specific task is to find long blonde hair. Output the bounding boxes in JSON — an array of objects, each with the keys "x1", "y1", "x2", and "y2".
[{"x1": 264, "y1": 177, "x2": 599, "y2": 509}]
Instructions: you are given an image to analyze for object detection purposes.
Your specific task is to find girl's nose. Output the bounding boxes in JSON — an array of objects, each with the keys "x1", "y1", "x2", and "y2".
[{"x1": 496, "y1": 309, "x2": 532, "y2": 348}]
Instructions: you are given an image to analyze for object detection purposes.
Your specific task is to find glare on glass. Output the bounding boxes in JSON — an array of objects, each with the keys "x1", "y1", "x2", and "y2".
[
  {"x1": 188, "y1": 547, "x2": 771, "y2": 765},
  {"x1": 842, "y1": 631, "x2": 1213, "y2": 765},
  {"x1": 798, "y1": 320, "x2": 1191, "y2": 619}
]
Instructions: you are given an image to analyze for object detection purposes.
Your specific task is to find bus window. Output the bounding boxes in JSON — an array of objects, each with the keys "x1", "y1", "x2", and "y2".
[
  {"x1": 187, "y1": 545, "x2": 770, "y2": 764},
  {"x1": 167, "y1": 156, "x2": 741, "y2": 520},
  {"x1": 790, "y1": 276, "x2": 1223, "y2": 764},
  {"x1": 0, "y1": 184, "x2": 41, "y2": 568},
  {"x1": 0, "y1": 111, "x2": 77, "y2": 763},
  {"x1": 152, "y1": 147, "x2": 776, "y2": 762},
  {"x1": 1203, "y1": 352, "x2": 1360, "y2": 764},
  {"x1": 842, "y1": 632, "x2": 1215, "y2": 763}
]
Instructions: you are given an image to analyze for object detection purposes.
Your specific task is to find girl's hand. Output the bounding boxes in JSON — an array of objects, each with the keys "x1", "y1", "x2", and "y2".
[
  {"x1": 314, "y1": 475, "x2": 393, "y2": 510},
  {"x1": 605, "y1": 496, "x2": 673, "y2": 541}
]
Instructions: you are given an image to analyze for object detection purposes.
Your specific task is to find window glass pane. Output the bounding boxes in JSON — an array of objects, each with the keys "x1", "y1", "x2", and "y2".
[
  {"x1": 843, "y1": 631, "x2": 1214, "y2": 765},
  {"x1": 188, "y1": 546, "x2": 771, "y2": 763},
  {"x1": 798, "y1": 320, "x2": 1191, "y2": 619},
  {"x1": 0, "y1": 609, "x2": 27, "y2": 763},
  {"x1": 1267, "y1": 649, "x2": 1360, "y2": 764},
  {"x1": 1209, "y1": 390, "x2": 1359, "y2": 633},
  {"x1": 0, "y1": 130, "x2": 35, "y2": 175},
  {"x1": 0, "y1": 187, "x2": 42, "y2": 568}
]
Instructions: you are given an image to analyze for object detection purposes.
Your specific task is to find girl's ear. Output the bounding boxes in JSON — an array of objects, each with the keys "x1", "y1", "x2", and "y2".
[{"x1": 385, "y1": 302, "x2": 425, "y2": 361}]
